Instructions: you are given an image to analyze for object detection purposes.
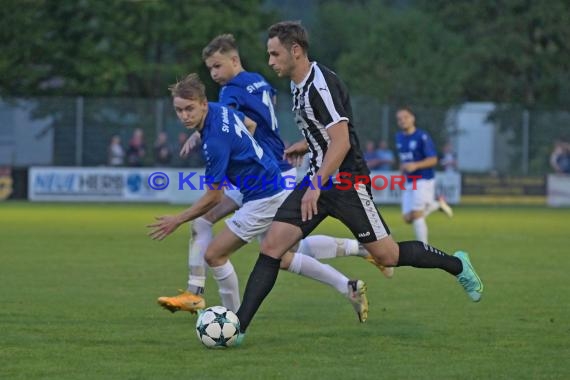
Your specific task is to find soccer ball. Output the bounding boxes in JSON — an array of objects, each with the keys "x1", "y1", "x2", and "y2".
[{"x1": 195, "y1": 306, "x2": 240, "y2": 348}]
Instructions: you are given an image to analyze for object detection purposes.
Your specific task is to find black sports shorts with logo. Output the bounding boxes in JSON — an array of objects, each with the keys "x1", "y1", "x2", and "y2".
[{"x1": 273, "y1": 179, "x2": 390, "y2": 243}]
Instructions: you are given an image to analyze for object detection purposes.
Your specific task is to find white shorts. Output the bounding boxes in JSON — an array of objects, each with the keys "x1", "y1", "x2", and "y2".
[
  {"x1": 223, "y1": 188, "x2": 244, "y2": 207},
  {"x1": 401, "y1": 178, "x2": 435, "y2": 215},
  {"x1": 223, "y1": 167, "x2": 297, "y2": 208},
  {"x1": 225, "y1": 190, "x2": 289, "y2": 243}
]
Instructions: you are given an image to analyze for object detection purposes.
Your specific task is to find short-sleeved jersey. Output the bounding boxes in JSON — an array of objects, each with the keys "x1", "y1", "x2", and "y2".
[
  {"x1": 201, "y1": 102, "x2": 282, "y2": 202},
  {"x1": 396, "y1": 128, "x2": 437, "y2": 182},
  {"x1": 219, "y1": 72, "x2": 292, "y2": 172},
  {"x1": 291, "y1": 62, "x2": 368, "y2": 180}
]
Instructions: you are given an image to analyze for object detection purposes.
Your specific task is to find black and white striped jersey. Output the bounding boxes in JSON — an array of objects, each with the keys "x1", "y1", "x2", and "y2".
[{"x1": 291, "y1": 62, "x2": 369, "y2": 179}]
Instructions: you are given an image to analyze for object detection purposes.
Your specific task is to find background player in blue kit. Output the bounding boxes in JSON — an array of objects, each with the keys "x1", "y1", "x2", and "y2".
[
  {"x1": 151, "y1": 73, "x2": 370, "y2": 322},
  {"x1": 396, "y1": 106, "x2": 453, "y2": 244}
]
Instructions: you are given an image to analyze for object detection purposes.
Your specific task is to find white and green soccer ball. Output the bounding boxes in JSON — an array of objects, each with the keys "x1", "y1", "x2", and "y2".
[{"x1": 195, "y1": 306, "x2": 240, "y2": 348}]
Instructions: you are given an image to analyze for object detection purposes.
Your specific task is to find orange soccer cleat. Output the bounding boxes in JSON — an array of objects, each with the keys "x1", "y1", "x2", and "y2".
[
  {"x1": 157, "y1": 290, "x2": 206, "y2": 314},
  {"x1": 364, "y1": 254, "x2": 395, "y2": 279}
]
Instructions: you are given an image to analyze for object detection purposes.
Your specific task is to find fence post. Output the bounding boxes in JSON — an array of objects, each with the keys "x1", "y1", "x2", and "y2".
[
  {"x1": 522, "y1": 109, "x2": 529, "y2": 175},
  {"x1": 75, "y1": 96, "x2": 84, "y2": 166}
]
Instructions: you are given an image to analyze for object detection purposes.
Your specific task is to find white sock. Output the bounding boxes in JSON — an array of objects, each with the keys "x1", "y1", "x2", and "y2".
[
  {"x1": 299, "y1": 235, "x2": 362, "y2": 259},
  {"x1": 413, "y1": 217, "x2": 428, "y2": 244},
  {"x1": 187, "y1": 217, "x2": 213, "y2": 294},
  {"x1": 210, "y1": 261, "x2": 241, "y2": 312},
  {"x1": 288, "y1": 253, "x2": 349, "y2": 295},
  {"x1": 339, "y1": 239, "x2": 362, "y2": 256},
  {"x1": 424, "y1": 201, "x2": 440, "y2": 217}
]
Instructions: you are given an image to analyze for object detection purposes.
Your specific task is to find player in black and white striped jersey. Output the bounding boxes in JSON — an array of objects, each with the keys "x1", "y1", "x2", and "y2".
[
  {"x1": 291, "y1": 61, "x2": 368, "y2": 182},
  {"x1": 234, "y1": 21, "x2": 483, "y2": 344}
]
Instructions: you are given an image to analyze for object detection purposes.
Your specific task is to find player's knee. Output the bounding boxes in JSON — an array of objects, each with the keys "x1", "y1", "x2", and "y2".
[
  {"x1": 260, "y1": 238, "x2": 276, "y2": 256},
  {"x1": 366, "y1": 237, "x2": 399, "y2": 266},
  {"x1": 410, "y1": 211, "x2": 424, "y2": 220},
  {"x1": 204, "y1": 249, "x2": 222, "y2": 267}
]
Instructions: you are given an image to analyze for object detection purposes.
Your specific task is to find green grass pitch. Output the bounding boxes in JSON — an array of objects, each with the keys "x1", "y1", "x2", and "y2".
[{"x1": 1, "y1": 202, "x2": 568, "y2": 379}]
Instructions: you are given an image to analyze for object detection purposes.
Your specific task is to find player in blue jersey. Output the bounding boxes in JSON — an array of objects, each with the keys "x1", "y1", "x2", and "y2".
[
  {"x1": 150, "y1": 73, "x2": 371, "y2": 322},
  {"x1": 395, "y1": 106, "x2": 453, "y2": 244}
]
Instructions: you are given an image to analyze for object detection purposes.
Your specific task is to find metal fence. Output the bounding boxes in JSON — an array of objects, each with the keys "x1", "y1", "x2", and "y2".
[{"x1": 0, "y1": 96, "x2": 567, "y2": 175}]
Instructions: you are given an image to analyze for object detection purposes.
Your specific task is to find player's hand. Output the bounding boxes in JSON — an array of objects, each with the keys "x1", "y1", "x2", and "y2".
[
  {"x1": 402, "y1": 162, "x2": 417, "y2": 173},
  {"x1": 284, "y1": 141, "x2": 308, "y2": 167},
  {"x1": 284, "y1": 152, "x2": 305, "y2": 167},
  {"x1": 146, "y1": 215, "x2": 182, "y2": 241},
  {"x1": 301, "y1": 187, "x2": 320, "y2": 222},
  {"x1": 180, "y1": 132, "x2": 201, "y2": 158}
]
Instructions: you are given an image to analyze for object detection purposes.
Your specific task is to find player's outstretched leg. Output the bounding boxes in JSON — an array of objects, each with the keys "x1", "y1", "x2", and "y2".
[
  {"x1": 157, "y1": 217, "x2": 211, "y2": 313},
  {"x1": 157, "y1": 290, "x2": 206, "y2": 314},
  {"x1": 298, "y1": 235, "x2": 394, "y2": 278},
  {"x1": 438, "y1": 195, "x2": 454, "y2": 218},
  {"x1": 393, "y1": 240, "x2": 483, "y2": 302},
  {"x1": 286, "y1": 252, "x2": 369, "y2": 322},
  {"x1": 236, "y1": 253, "x2": 281, "y2": 335},
  {"x1": 453, "y1": 251, "x2": 483, "y2": 302},
  {"x1": 347, "y1": 280, "x2": 368, "y2": 322}
]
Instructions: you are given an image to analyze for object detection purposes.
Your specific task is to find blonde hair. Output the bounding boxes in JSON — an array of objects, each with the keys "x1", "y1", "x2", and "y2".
[{"x1": 168, "y1": 73, "x2": 206, "y2": 100}]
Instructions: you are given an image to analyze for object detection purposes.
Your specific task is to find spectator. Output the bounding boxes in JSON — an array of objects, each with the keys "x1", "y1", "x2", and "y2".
[
  {"x1": 363, "y1": 140, "x2": 381, "y2": 170},
  {"x1": 375, "y1": 140, "x2": 395, "y2": 171},
  {"x1": 107, "y1": 135, "x2": 125, "y2": 166},
  {"x1": 440, "y1": 142, "x2": 458, "y2": 173},
  {"x1": 153, "y1": 131, "x2": 173, "y2": 166},
  {"x1": 126, "y1": 128, "x2": 146, "y2": 167},
  {"x1": 550, "y1": 138, "x2": 570, "y2": 174}
]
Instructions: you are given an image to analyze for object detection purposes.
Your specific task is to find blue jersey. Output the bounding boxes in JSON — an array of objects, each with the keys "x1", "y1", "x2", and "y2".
[
  {"x1": 396, "y1": 128, "x2": 437, "y2": 182},
  {"x1": 201, "y1": 103, "x2": 282, "y2": 202},
  {"x1": 219, "y1": 71, "x2": 292, "y2": 172}
]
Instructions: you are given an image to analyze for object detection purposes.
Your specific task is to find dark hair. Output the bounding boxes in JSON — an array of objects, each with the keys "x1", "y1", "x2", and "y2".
[
  {"x1": 396, "y1": 105, "x2": 415, "y2": 116},
  {"x1": 267, "y1": 21, "x2": 309, "y2": 52},
  {"x1": 202, "y1": 34, "x2": 239, "y2": 60},
  {"x1": 168, "y1": 73, "x2": 206, "y2": 100}
]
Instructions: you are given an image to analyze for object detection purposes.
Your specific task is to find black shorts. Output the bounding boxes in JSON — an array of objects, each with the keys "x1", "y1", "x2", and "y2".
[{"x1": 274, "y1": 181, "x2": 390, "y2": 243}]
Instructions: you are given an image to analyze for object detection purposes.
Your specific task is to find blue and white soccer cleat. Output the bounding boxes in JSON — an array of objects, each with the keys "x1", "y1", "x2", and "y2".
[{"x1": 454, "y1": 251, "x2": 483, "y2": 302}]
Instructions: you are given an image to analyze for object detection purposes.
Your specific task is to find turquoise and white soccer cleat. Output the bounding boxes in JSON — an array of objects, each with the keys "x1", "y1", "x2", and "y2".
[
  {"x1": 234, "y1": 332, "x2": 246, "y2": 347},
  {"x1": 347, "y1": 280, "x2": 369, "y2": 322},
  {"x1": 454, "y1": 251, "x2": 483, "y2": 302}
]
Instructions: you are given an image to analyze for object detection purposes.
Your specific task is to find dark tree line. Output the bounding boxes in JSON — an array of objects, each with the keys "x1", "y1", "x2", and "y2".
[{"x1": 2, "y1": 0, "x2": 568, "y2": 109}]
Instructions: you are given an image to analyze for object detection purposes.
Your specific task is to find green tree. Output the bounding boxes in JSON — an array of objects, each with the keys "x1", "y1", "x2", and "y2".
[
  {"x1": 312, "y1": 1, "x2": 468, "y2": 107},
  {"x1": 418, "y1": 0, "x2": 570, "y2": 108},
  {"x1": 0, "y1": 0, "x2": 275, "y2": 97}
]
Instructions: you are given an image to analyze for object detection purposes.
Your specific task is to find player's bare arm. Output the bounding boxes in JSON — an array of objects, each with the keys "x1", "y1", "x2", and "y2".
[
  {"x1": 147, "y1": 185, "x2": 224, "y2": 241},
  {"x1": 180, "y1": 131, "x2": 201, "y2": 157},
  {"x1": 402, "y1": 156, "x2": 438, "y2": 173},
  {"x1": 301, "y1": 121, "x2": 350, "y2": 221}
]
